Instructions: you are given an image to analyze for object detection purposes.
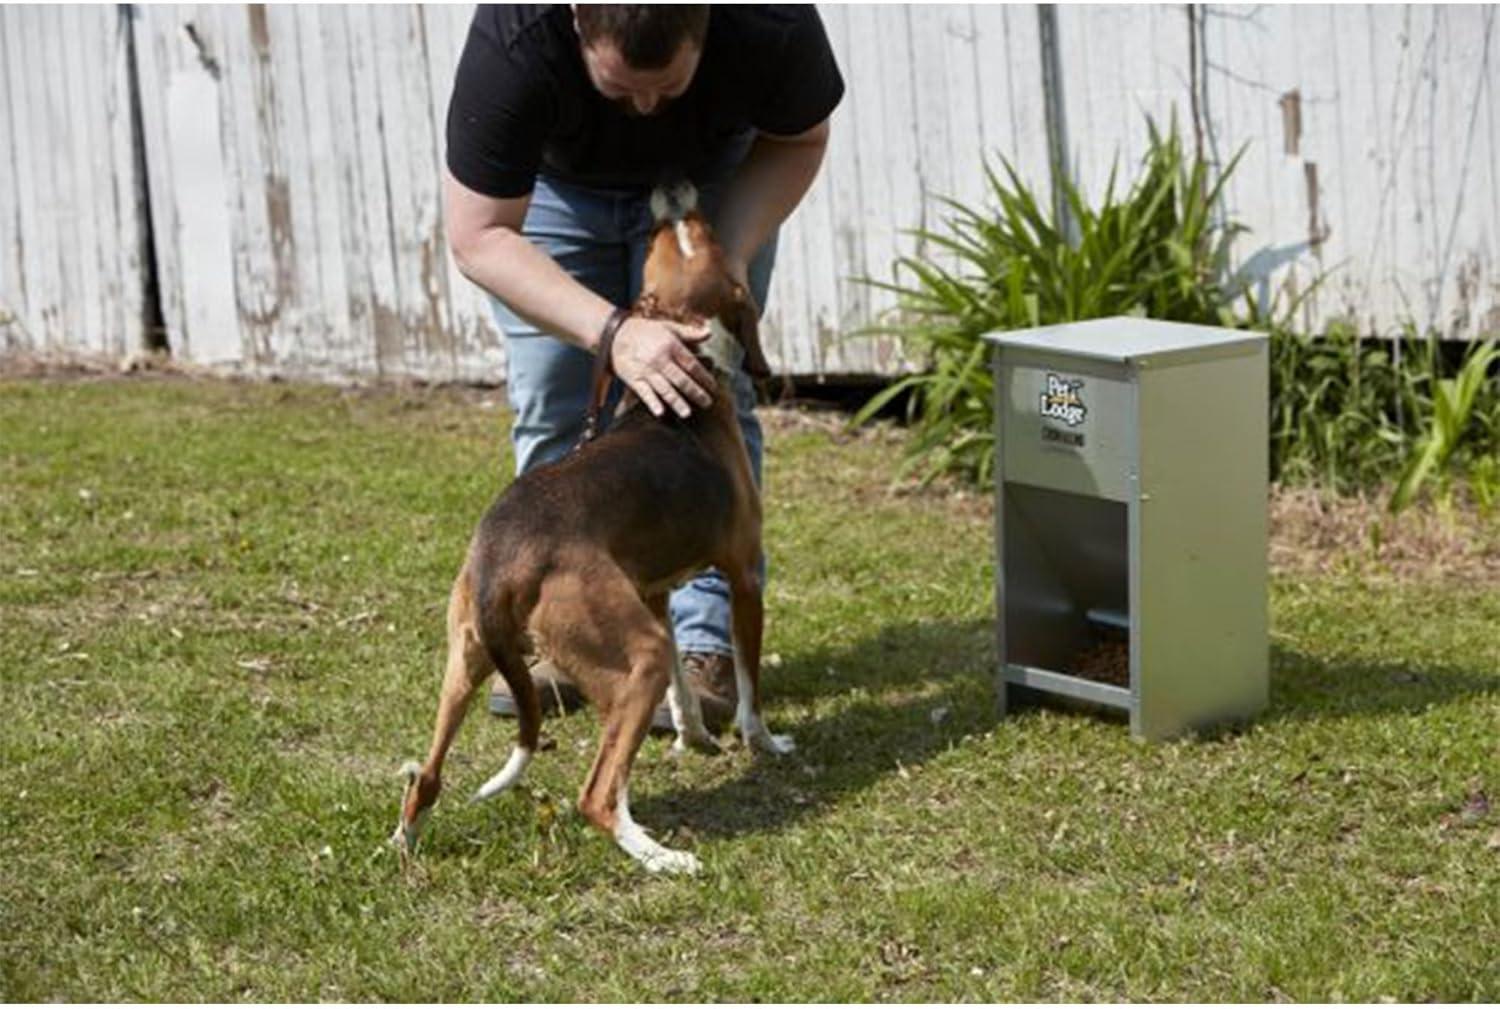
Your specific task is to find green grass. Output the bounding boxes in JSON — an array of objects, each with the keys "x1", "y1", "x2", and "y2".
[{"x1": 2, "y1": 375, "x2": 1497, "y2": 1001}]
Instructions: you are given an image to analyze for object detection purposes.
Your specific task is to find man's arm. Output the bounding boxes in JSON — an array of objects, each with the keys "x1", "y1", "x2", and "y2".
[
  {"x1": 444, "y1": 170, "x2": 715, "y2": 418},
  {"x1": 712, "y1": 119, "x2": 831, "y2": 284}
]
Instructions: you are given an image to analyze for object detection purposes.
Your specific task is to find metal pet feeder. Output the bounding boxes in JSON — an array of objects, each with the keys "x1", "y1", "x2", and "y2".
[{"x1": 984, "y1": 316, "x2": 1269, "y2": 740}]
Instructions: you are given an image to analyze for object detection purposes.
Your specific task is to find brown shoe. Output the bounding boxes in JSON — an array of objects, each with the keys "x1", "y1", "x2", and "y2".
[
  {"x1": 489, "y1": 656, "x2": 584, "y2": 717},
  {"x1": 651, "y1": 651, "x2": 738, "y2": 735}
]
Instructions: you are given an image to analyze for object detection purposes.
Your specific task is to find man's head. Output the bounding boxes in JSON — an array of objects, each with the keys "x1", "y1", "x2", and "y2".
[{"x1": 573, "y1": 5, "x2": 709, "y2": 116}]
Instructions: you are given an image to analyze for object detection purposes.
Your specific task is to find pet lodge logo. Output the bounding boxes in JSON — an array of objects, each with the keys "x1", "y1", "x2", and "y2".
[{"x1": 1039, "y1": 373, "x2": 1087, "y2": 427}]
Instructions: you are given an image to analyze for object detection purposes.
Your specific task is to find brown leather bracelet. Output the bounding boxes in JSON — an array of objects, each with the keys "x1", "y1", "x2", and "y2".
[
  {"x1": 579, "y1": 306, "x2": 632, "y2": 448},
  {"x1": 595, "y1": 305, "x2": 632, "y2": 376}
]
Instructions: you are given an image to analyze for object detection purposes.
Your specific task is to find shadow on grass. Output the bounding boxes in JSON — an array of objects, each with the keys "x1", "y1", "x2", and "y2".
[
  {"x1": 1265, "y1": 643, "x2": 1500, "y2": 725},
  {"x1": 637, "y1": 618, "x2": 1004, "y2": 841},
  {"x1": 637, "y1": 633, "x2": 1500, "y2": 841}
]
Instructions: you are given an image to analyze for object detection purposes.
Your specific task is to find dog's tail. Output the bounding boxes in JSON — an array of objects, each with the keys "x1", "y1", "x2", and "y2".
[{"x1": 471, "y1": 575, "x2": 539, "y2": 803}]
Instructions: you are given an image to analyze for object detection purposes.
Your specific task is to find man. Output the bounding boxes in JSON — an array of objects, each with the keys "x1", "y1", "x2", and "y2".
[{"x1": 443, "y1": 5, "x2": 844, "y2": 731}]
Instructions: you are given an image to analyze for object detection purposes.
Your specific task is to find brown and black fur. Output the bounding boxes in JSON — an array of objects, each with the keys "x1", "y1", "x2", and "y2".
[{"x1": 396, "y1": 203, "x2": 773, "y2": 862}]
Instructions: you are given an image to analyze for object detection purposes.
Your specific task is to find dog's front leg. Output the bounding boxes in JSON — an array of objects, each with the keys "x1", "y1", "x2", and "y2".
[
  {"x1": 647, "y1": 593, "x2": 720, "y2": 755},
  {"x1": 667, "y1": 638, "x2": 721, "y2": 755},
  {"x1": 729, "y1": 566, "x2": 794, "y2": 756}
]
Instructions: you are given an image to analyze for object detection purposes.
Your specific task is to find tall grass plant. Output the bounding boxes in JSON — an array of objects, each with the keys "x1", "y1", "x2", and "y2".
[{"x1": 852, "y1": 119, "x2": 1247, "y2": 486}]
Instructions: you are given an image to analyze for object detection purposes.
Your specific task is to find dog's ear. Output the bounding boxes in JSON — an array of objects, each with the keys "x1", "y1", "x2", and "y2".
[{"x1": 728, "y1": 283, "x2": 771, "y2": 380}]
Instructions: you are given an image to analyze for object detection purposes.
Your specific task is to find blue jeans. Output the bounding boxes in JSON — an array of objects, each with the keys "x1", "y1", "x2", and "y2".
[{"x1": 488, "y1": 174, "x2": 777, "y2": 658}]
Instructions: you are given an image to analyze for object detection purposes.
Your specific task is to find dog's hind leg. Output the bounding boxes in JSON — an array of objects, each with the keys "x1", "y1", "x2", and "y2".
[
  {"x1": 469, "y1": 590, "x2": 540, "y2": 804},
  {"x1": 542, "y1": 572, "x2": 700, "y2": 874},
  {"x1": 395, "y1": 567, "x2": 521, "y2": 853},
  {"x1": 727, "y1": 563, "x2": 794, "y2": 756}
]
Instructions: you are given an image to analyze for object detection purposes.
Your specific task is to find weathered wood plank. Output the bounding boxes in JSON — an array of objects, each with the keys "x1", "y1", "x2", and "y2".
[
  {"x1": 414, "y1": 4, "x2": 463, "y2": 379},
  {"x1": 166, "y1": 6, "x2": 240, "y2": 363},
  {"x1": 425, "y1": 5, "x2": 507, "y2": 383},
  {"x1": 782, "y1": 101, "x2": 840, "y2": 376},
  {"x1": 760, "y1": 168, "x2": 811, "y2": 376},
  {"x1": 1061, "y1": 4, "x2": 1190, "y2": 196},
  {"x1": 64, "y1": 6, "x2": 106, "y2": 353},
  {"x1": 1417, "y1": 7, "x2": 1498, "y2": 338},
  {"x1": 372, "y1": 4, "x2": 447, "y2": 378},
  {"x1": 928, "y1": 5, "x2": 992, "y2": 210},
  {"x1": 826, "y1": 4, "x2": 910, "y2": 375},
  {"x1": 1289, "y1": 4, "x2": 1347, "y2": 328},
  {"x1": 0, "y1": 10, "x2": 26, "y2": 347},
  {"x1": 102, "y1": 6, "x2": 144, "y2": 356},
  {"x1": 798, "y1": 3, "x2": 858, "y2": 373},
  {"x1": 24, "y1": 7, "x2": 65, "y2": 346},
  {"x1": 345, "y1": 6, "x2": 405, "y2": 377},
  {"x1": 261, "y1": 4, "x2": 314, "y2": 369},
  {"x1": 317, "y1": 5, "x2": 378, "y2": 377},
  {"x1": 1202, "y1": 5, "x2": 1305, "y2": 322},
  {"x1": 289, "y1": 6, "x2": 355, "y2": 376},
  {"x1": 981, "y1": 5, "x2": 1053, "y2": 197}
]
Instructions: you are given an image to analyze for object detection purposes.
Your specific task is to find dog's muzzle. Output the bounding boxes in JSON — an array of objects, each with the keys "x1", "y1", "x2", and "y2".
[{"x1": 650, "y1": 180, "x2": 699, "y2": 223}]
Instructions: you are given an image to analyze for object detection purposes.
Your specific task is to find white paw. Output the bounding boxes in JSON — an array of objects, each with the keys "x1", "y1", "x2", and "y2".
[
  {"x1": 614, "y1": 795, "x2": 701, "y2": 876},
  {"x1": 640, "y1": 846, "x2": 702, "y2": 876},
  {"x1": 747, "y1": 729, "x2": 796, "y2": 756}
]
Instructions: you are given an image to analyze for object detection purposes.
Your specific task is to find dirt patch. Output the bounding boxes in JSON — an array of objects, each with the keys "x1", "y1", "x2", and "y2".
[
  {"x1": 0, "y1": 350, "x2": 497, "y2": 401},
  {"x1": 759, "y1": 405, "x2": 908, "y2": 451},
  {"x1": 0, "y1": 348, "x2": 205, "y2": 381},
  {"x1": 1270, "y1": 484, "x2": 1500, "y2": 584}
]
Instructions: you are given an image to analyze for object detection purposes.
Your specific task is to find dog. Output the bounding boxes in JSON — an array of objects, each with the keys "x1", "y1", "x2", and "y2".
[{"x1": 394, "y1": 181, "x2": 792, "y2": 875}]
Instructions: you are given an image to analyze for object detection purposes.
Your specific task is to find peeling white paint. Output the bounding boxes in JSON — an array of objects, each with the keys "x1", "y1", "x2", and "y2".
[{"x1": 2, "y1": 5, "x2": 1496, "y2": 381}]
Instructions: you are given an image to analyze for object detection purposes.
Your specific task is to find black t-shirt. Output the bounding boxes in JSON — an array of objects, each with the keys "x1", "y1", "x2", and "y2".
[{"x1": 446, "y1": 4, "x2": 845, "y2": 198}]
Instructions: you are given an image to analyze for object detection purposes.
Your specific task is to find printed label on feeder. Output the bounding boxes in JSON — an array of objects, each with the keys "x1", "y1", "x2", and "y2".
[
  {"x1": 1039, "y1": 374, "x2": 1087, "y2": 426},
  {"x1": 1039, "y1": 373, "x2": 1087, "y2": 449}
]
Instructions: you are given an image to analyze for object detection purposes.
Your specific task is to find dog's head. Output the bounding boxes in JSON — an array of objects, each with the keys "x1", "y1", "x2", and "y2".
[{"x1": 640, "y1": 182, "x2": 771, "y2": 380}]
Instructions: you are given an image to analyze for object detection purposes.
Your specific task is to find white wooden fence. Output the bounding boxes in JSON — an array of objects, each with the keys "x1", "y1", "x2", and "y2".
[{"x1": 2, "y1": 5, "x2": 1497, "y2": 382}]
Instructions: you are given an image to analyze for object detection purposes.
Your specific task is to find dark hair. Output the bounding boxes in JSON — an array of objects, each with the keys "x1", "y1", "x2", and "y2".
[{"x1": 573, "y1": 5, "x2": 709, "y2": 69}]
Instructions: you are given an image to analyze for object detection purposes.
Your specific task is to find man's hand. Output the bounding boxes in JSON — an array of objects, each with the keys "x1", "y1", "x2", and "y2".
[{"x1": 610, "y1": 316, "x2": 716, "y2": 418}]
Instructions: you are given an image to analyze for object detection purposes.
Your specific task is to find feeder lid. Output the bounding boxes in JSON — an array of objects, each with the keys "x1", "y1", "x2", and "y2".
[{"x1": 983, "y1": 315, "x2": 1266, "y2": 367}]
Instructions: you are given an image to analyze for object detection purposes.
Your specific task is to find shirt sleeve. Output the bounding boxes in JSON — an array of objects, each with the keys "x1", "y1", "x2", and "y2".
[
  {"x1": 749, "y1": 7, "x2": 845, "y2": 136},
  {"x1": 444, "y1": 20, "x2": 554, "y2": 198}
]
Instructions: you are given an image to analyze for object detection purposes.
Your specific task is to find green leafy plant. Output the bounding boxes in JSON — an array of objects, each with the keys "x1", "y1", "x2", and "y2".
[
  {"x1": 1389, "y1": 339, "x2": 1500, "y2": 513},
  {"x1": 1264, "y1": 314, "x2": 1412, "y2": 492},
  {"x1": 1263, "y1": 309, "x2": 1500, "y2": 508},
  {"x1": 852, "y1": 117, "x2": 1247, "y2": 487}
]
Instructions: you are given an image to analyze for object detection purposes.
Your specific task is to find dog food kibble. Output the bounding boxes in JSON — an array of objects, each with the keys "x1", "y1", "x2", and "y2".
[{"x1": 1071, "y1": 640, "x2": 1130, "y2": 687}]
